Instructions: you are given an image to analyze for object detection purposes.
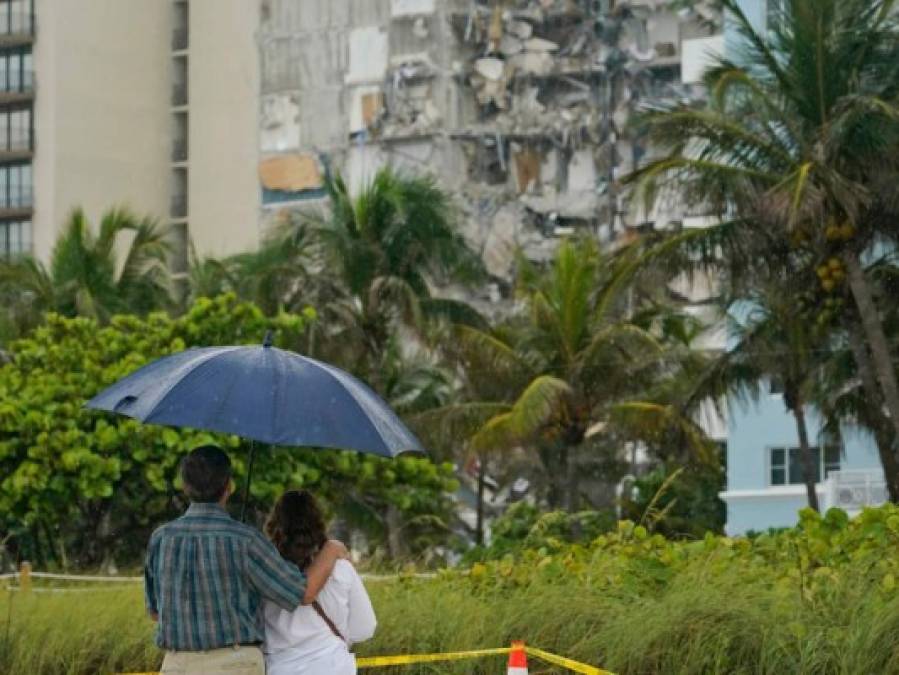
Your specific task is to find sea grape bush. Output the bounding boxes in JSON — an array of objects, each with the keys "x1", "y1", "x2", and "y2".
[
  {"x1": 0, "y1": 294, "x2": 457, "y2": 568},
  {"x1": 460, "y1": 505, "x2": 899, "y2": 599}
]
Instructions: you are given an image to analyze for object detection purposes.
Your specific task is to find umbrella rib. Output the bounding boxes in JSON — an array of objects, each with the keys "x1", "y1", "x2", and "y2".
[
  {"x1": 300, "y1": 357, "x2": 406, "y2": 453},
  {"x1": 100, "y1": 347, "x2": 242, "y2": 419}
]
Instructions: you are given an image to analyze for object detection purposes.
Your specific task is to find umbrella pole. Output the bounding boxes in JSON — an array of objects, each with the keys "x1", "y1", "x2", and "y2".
[{"x1": 240, "y1": 441, "x2": 257, "y2": 523}]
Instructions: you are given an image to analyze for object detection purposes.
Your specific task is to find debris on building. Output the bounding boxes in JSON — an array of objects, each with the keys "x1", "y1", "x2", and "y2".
[{"x1": 257, "y1": 0, "x2": 722, "y2": 310}]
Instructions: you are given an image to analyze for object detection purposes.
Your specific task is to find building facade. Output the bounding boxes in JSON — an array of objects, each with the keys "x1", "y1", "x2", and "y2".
[
  {"x1": 6, "y1": 0, "x2": 261, "y2": 274},
  {"x1": 254, "y1": 0, "x2": 722, "y2": 306}
]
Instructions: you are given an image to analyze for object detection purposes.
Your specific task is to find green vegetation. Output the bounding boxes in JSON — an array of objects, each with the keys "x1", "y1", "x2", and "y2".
[
  {"x1": 0, "y1": 294, "x2": 457, "y2": 567},
  {"x1": 5, "y1": 505, "x2": 899, "y2": 674},
  {"x1": 631, "y1": 0, "x2": 899, "y2": 504},
  {"x1": 0, "y1": 208, "x2": 171, "y2": 342}
]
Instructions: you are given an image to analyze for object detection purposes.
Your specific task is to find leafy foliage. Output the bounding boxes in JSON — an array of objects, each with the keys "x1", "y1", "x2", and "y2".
[
  {"x1": 427, "y1": 237, "x2": 714, "y2": 510},
  {"x1": 0, "y1": 295, "x2": 457, "y2": 567},
  {"x1": 0, "y1": 208, "x2": 171, "y2": 342},
  {"x1": 629, "y1": 0, "x2": 899, "y2": 497}
]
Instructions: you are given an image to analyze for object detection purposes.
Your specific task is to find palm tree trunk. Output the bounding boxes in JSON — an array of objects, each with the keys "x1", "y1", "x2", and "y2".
[
  {"x1": 565, "y1": 445, "x2": 580, "y2": 512},
  {"x1": 792, "y1": 401, "x2": 820, "y2": 512},
  {"x1": 843, "y1": 252, "x2": 899, "y2": 448},
  {"x1": 555, "y1": 444, "x2": 569, "y2": 511},
  {"x1": 475, "y1": 456, "x2": 486, "y2": 545},
  {"x1": 385, "y1": 504, "x2": 406, "y2": 560},
  {"x1": 846, "y1": 322, "x2": 899, "y2": 501}
]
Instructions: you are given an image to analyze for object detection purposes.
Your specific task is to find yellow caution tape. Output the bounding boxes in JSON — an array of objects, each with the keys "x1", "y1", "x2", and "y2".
[
  {"x1": 120, "y1": 644, "x2": 612, "y2": 674},
  {"x1": 356, "y1": 646, "x2": 511, "y2": 667},
  {"x1": 525, "y1": 646, "x2": 613, "y2": 675}
]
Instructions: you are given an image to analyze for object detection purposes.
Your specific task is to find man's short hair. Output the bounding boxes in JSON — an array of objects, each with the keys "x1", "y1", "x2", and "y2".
[{"x1": 181, "y1": 445, "x2": 232, "y2": 503}]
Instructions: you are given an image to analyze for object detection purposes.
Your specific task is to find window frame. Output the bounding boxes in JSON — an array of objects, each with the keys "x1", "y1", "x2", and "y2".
[
  {"x1": 0, "y1": 217, "x2": 30, "y2": 257},
  {"x1": 0, "y1": 46, "x2": 33, "y2": 93},
  {"x1": 767, "y1": 443, "x2": 842, "y2": 487}
]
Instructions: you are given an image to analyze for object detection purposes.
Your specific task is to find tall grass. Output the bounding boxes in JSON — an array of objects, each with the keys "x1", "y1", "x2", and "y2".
[
  {"x1": 5, "y1": 505, "x2": 899, "y2": 675},
  {"x1": 0, "y1": 586, "x2": 158, "y2": 675},
  {"x1": 3, "y1": 572, "x2": 899, "y2": 675}
]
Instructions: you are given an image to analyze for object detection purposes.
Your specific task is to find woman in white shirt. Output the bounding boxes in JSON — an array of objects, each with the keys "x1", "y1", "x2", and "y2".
[{"x1": 263, "y1": 490, "x2": 377, "y2": 675}]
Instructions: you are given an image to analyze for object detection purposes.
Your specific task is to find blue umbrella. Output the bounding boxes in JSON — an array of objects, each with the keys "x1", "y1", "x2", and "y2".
[{"x1": 86, "y1": 333, "x2": 425, "y2": 519}]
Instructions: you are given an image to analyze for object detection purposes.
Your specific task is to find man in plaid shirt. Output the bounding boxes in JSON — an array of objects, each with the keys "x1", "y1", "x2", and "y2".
[{"x1": 145, "y1": 445, "x2": 347, "y2": 674}]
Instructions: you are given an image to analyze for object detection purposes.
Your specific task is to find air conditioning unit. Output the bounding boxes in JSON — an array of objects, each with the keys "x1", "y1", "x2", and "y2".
[{"x1": 826, "y1": 470, "x2": 887, "y2": 512}]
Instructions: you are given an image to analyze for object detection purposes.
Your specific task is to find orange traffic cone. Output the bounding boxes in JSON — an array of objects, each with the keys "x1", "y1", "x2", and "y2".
[{"x1": 507, "y1": 641, "x2": 528, "y2": 675}]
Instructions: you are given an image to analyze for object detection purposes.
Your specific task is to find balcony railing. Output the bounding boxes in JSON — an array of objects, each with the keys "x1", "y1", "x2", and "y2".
[
  {"x1": 172, "y1": 83, "x2": 188, "y2": 106},
  {"x1": 0, "y1": 70, "x2": 34, "y2": 94},
  {"x1": 0, "y1": 129, "x2": 31, "y2": 154},
  {"x1": 172, "y1": 28, "x2": 188, "y2": 51},
  {"x1": 0, "y1": 189, "x2": 32, "y2": 210},
  {"x1": 0, "y1": 12, "x2": 34, "y2": 39},
  {"x1": 172, "y1": 138, "x2": 188, "y2": 162},
  {"x1": 170, "y1": 194, "x2": 188, "y2": 219}
]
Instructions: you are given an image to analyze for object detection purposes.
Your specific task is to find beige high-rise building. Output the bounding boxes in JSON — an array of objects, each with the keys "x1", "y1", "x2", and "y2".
[{"x1": 4, "y1": 0, "x2": 260, "y2": 271}]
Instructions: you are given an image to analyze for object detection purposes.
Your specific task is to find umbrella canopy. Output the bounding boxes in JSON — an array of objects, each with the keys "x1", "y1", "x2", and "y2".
[{"x1": 85, "y1": 342, "x2": 425, "y2": 458}]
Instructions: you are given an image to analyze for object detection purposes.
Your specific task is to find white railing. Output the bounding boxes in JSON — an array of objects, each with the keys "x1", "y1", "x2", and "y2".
[{"x1": 823, "y1": 469, "x2": 888, "y2": 513}]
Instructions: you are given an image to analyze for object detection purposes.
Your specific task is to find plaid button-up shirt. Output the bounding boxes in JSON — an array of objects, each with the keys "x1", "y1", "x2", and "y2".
[{"x1": 144, "y1": 502, "x2": 305, "y2": 651}]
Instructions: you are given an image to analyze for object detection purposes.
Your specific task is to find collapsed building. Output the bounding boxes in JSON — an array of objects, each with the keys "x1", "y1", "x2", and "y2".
[{"x1": 257, "y1": 0, "x2": 723, "y2": 307}]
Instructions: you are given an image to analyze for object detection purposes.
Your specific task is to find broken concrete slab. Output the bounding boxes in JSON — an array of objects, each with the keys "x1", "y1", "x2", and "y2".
[
  {"x1": 346, "y1": 26, "x2": 389, "y2": 84},
  {"x1": 475, "y1": 57, "x2": 505, "y2": 81},
  {"x1": 260, "y1": 93, "x2": 301, "y2": 152},
  {"x1": 524, "y1": 37, "x2": 559, "y2": 52}
]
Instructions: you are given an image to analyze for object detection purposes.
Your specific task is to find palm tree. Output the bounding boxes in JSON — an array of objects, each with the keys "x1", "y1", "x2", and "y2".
[
  {"x1": 283, "y1": 167, "x2": 484, "y2": 384},
  {"x1": 185, "y1": 233, "x2": 317, "y2": 317},
  {"x1": 0, "y1": 208, "x2": 170, "y2": 339},
  {"x1": 629, "y1": 0, "x2": 899, "y2": 477},
  {"x1": 709, "y1": 285, "x2": 827, "y2": 510},
  {"x1": 422, "y1": 238, "x2": 713, "y2": 511}
]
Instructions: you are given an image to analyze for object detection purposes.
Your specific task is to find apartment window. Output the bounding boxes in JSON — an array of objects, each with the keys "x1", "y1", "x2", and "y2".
[
  {"x1": 0, "y1": 217, "x2": 29, "y2": 256},
  {"x1": 0, "y1": 161, "x2": 31, "y2": 208},
  {"x1": 770, "y1": 445, "x2": 841, "y2": 486},
  {"x1": 0, "y1": 0, "x2": 33, "y2": 36},
  {"x1": 0, "y1": 47, "x2": 31, "y2": 92},
  {"x1": 0, "y1": 106, "x2": 31, "y2": 151}
]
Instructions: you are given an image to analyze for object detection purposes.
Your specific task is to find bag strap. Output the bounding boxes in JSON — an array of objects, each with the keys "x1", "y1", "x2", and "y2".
[{"x1": 312, "y1": 600, "x2": 346, "y2": 643}]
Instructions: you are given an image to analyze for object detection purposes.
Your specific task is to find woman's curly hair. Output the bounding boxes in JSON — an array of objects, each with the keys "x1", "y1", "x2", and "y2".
[{"x1": 264, "y1": 490, "x2": 328, "y2": 572}]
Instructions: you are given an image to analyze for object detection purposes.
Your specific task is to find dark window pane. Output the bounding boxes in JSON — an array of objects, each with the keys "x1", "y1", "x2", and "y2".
[
  {"x1": 824, "y1": 445, "x2": 841, "y2": 477},
  {"x1": 771, "y1": 447, "x2": 785, "y2": 466},
  {"x1": 789, "y1": 447, "x2": 821, "y2": 485},
  {"x1": 771, "y1": 468, "x2": 786, "y2": 486}
]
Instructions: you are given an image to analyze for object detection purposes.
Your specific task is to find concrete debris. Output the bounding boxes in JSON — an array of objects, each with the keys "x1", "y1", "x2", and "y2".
[
  {"x1": 260, "y1": 93, "x2": 301, "y2": 152},
  {"x1": 412, "y1": 16, "x2": 429, "y2": 39},
  {"x1": 499, "y1": 34, "x2": 524, "y2": 56},
  {"x1": 511, "y1": 20, "x2": 533, "y2": 39},
  {"x1": 521, "y1": 188, "x2": 598, "y2": 220},
  {"x1": 509, "y1": 50, "x2": 555, "y2": 76},
  {"x1": 474, "y1": 57, "x2": 505, "y2": 81},
  {"x1": 347, "y1": 26, "x2": 389, "y2": 84},
  {"x1": 524, "y1": 36, "x2": 559, "y2": 52},
  {"x1": 513, "y1": 146, "x2": 542, "y2": 193}
]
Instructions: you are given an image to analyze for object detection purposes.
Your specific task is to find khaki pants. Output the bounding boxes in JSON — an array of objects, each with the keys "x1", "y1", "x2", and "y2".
[{"x1": 160, "y1": 645, "x2": 265, "y2": 675}]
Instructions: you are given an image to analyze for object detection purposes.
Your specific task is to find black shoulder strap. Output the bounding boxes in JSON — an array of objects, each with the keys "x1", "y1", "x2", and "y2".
[{"x1": 312, "y1": 600, "x2": 346, "y2": 643}]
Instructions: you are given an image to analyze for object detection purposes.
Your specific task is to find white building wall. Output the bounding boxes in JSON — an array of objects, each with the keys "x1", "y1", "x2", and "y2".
[{"x1": 32, "y1": 0, "x2": 171, "y2": 261}]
